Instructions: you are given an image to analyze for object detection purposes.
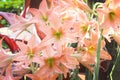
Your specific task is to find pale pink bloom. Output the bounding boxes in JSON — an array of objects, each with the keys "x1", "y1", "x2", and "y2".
[
  {"x1": 0, "y1": 39, "x2": 14, "y2": 74},
  {"x1": 26, "y1": 73, "x2": 58, "y2": 80},
  {"x1": 27, "y1": 45, "x2": 63, "y2": 80},
  {"x1": 12, "y1": 62, "x2": 31, "y2": 76},
  {"x1": 60, "y1": 47, "x2": 79, "y2": 69},
  {"x1": 97, "y1": 1, "x2": 120, "y2": 30},
  {"x1": 76, "y1": 32, "x2": 111, "y2": 71},
  {"x1": 97, "y1": 0, "x2": 120, "y2": 42},
  {"x1": 0, "y1": 64, "x2": 21, "y2": 80},
  {"x1": 14, "y1": 35, "x2": 41, "y2": 67},
  {"x1": 59, "y1": 47, "x2": 79, "y2": 77},
  {"x1": 57, "y1": 0, "x2": 91, "y2": 12},
  {"x1": 29, "y1": 0, "x2": 54, "y2": 39},
  {"x1": 0, "y1": 39, "x2": 23, "y2": 79},
  {"x1": 84, "y1": 32, "x2": 111, "y2": 60},
  {"x1": 29, "y1": 0, "x2": 52, "y2": 24},
  {"x1": 74, "y1": 20, "x2": 99, "y2": 47},
  {"x1": 37, "y1": 12, "x2": 77, "y2": 54},
  {"x1": 74, "y1": 21, "x2": 94, "y2": 39},
  {"x1": 105, "y1": 0, "x2": 120, "y2": 8},
  {"x1": 58, "y1": 5, "x2": 89, "y2": 24},
  {"x1": 0, "y1": 12, "x2": 36, "y2": 34},
  {"x1": 9, "y1": 15, "x2": 37, "y2": 37},
  {"x1": 50, "y1": 0, "x2": 91, "y2": 24},
  {"x1": 27, "y1": 44, "x2": 79, "y2": 80}
]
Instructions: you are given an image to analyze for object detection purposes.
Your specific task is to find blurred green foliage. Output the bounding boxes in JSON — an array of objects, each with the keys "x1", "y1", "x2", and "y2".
[
  {"x1": 0, "y1": 0, "x2": 24, "y2": 14},
  {"x1": 0, "y1": 0, "x2": 24, "y2": 26},
  {"x1": 0, "y1": 19, "x2": 9, "y2": 27}
]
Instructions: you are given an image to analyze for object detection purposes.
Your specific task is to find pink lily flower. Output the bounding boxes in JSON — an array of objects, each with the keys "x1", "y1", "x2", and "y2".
[
  {"x1": 76, "y1": 32, "x2": 112, "y2": 72},
  {"x1": 13, "y1": 35, "x2": 41, "y2": 67},
  {"x1": 97, "y1": 0, "x2": 120, "y2": 30},
  {"x1": 0, "y1": 64, "x2": 21, "y2": 80}
]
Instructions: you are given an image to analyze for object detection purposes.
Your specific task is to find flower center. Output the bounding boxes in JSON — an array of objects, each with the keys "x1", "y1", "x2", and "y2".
[
  {"x1": 53, "y1": 30, "x2": 63, "y2": 40},
  {"x1": 106, "y1": 0, "x2": 110, "y2": 6},
  {"x1": 88, "y1": 45, "x2": 95, "y2": 54},
  {"x1": 45, "y1": 58, "x2": 55, "y2": 68},
  {"x1": 80, "y1": 25, "x2": 88, "y2": 34},
  {"x1": 41, "y1": 15, "x2": 48, "y2": 22},
  {"x1": 109, "y1": 11, "x2": 115, "y2": 21},
  {"x1": 28, "y1": 51, "x2": 34, "y2": 59}
]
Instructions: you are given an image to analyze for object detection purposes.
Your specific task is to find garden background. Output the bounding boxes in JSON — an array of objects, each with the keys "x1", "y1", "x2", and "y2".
[{"x1": 0, "y1": 0, "x2": 120, "y2": 80}]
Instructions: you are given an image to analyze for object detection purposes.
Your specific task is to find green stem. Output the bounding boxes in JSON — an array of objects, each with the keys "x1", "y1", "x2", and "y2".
[
  {"x1": 86, "y1": 69, "x2": 93, "y2": 80},
  {"x1": 30, "y1": 62, "x2": 35, "y2": 73},
  {"x1": 58, "y1": 74, "x2": 63, "y2": 80},
  {"x1": 93, "y1": 31, "x2": 102, "y2": 80},
  {"x1": 110, "y1": 46, "x2": 120, "y2": 80},
  {"x1": 83, "y1": 0, "x2": 88, "y2": 3},
  {"x1": 91, "y1": 2, "x2": 102, "y2": 19}
]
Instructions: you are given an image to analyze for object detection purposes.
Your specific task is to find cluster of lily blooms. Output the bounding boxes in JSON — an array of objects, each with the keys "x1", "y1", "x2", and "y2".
[{"x1": 0, "y1": 0, "x2": 120, "y2": 80}]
